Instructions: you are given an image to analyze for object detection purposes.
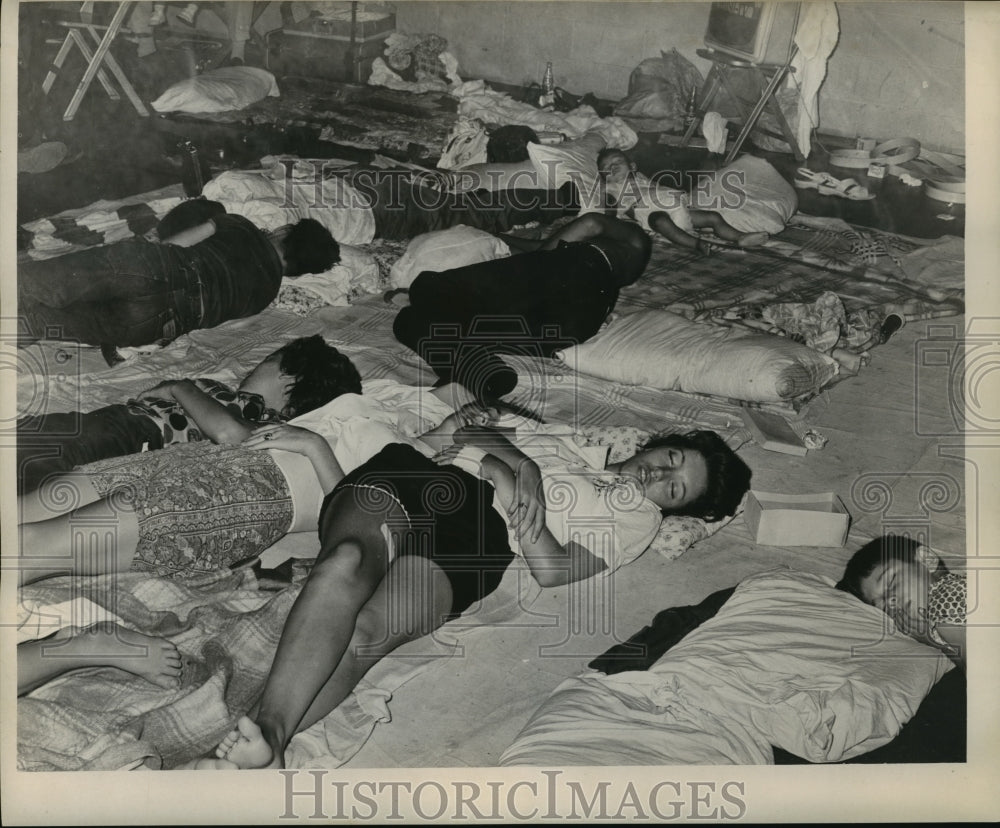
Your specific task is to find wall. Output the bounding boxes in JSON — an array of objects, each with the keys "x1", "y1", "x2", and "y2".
[{"x1": 391, "y1": 1, "x2": 965, "y2": 153}]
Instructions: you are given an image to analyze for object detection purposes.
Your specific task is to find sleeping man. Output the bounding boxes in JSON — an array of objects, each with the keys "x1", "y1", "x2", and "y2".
[
  {"x1": 18, "y1": 205, "x2": 340, "y2": 351},
  {"x1": 392, "y1": 213, "x2": 652, "y2": 400}
]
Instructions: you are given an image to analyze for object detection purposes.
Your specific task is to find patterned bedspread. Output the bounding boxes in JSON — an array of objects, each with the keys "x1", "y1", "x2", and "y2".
[{"x1": 166, "y1": 79, "x2": 459, "y2": 164}]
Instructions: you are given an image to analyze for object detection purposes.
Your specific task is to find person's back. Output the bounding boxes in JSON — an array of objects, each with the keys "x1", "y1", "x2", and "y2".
[{"x1": 393, "y1": 214, "x2": 651, "y2": 399}]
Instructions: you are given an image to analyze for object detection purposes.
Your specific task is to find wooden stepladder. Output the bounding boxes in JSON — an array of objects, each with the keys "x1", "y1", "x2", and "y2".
[{"x1": 42, "y1": 1, "x2": 149, "y2": 121}]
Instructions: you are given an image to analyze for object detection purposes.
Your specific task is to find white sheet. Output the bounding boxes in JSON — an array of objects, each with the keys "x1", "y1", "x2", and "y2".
[{"x1": 501, "y1": 569, "x2": 951, "y2": 765}]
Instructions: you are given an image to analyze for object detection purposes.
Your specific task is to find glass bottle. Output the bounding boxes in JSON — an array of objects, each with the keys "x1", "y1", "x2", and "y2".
[{"x1": 539, "y1": 61, "x2": 555, "y2": 107}]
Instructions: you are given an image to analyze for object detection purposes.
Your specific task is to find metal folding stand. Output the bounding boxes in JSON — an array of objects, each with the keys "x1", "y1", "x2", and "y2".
[
  {"x1": 42, "y1": 1, "x2": 149, "y2": 122},
  {"x1": 680, "y1": 47, "x2": 803, "y2": 165}
]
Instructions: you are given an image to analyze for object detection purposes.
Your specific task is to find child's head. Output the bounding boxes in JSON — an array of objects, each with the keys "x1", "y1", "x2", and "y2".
[
  {"x1": 621, "y1": 430, "x2": 752, "y2": 521},
  {"x1": 836, "y1": 535, "x2": 944, "y2": 639},
  {"x1": 486, "y1": 125, "x2": 540, "y2": 163},
  {"x1": 280, "y1": 219, "x2": 341, "y2": 277},
  {"x1": 239, "y1": 335, "x2": 362, "y2": 418},
  {"x1": 596, "y1": 148, "x2": 634, "y2": 185}
]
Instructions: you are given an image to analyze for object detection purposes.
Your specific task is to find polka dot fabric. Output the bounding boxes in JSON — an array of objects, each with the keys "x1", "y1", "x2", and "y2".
[{"x1": 125, "y1": 378, "x2": 283, "y2": 447}]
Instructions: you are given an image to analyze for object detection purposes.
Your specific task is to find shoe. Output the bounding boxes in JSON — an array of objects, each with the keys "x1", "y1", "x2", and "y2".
[
  {"x1": 794, "y1": 168, "x2": 875, "y2": 201},
  {"x1": 177, "y1": 4, "x2": 199, "y2": 25}
]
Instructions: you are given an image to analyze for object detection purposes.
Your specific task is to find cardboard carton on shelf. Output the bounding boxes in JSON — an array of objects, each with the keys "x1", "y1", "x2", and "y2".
[{"x1": 743, "y1": 490, "x2": 851, "y2": 547}]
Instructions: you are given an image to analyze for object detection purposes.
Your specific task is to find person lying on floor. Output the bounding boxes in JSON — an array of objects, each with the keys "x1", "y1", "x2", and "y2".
[
  {"x1": 392, "y1": 213, "x2": 652, "y2": 400},
  {"x1": 17, "y1": 335, "x2": 361, "y2": 495},
  {"x1": 200, "y1": 162, "x2": 580, "y2": 246},
  {"x1": 589, "y1": 149, "x2": 770, "y2": 255},
  {"x1": 210, "y1": 406, "x2": 751, "y2": 769},
  {"x1": 499, "y1": 537, "x2": 960, "y2": 767},
  {"x1": 836, "y1": 535, "x2": 966, "y2": 671},
  {"x1": 17, "y1": 196, "x2": 341, "y2": 351},
  {"x1": 442, "y1": 128, "x2": 608, "y2": 194}
]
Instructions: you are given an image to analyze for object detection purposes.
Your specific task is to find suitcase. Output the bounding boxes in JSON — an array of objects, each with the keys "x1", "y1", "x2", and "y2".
[{"x1": 266, "y1": 13, "x2": 395, "y2": 83}]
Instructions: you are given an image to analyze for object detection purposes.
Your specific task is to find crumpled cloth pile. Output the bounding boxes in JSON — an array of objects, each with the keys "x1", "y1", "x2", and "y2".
[
  {"x1": 368, "y1": 31, "x2": 463, "y2": 93},
  {"x1": 760, "y1": 290, "x2": 887, "y2": 357}
]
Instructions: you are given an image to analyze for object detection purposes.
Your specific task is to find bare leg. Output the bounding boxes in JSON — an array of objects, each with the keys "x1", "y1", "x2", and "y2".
[
  {"x1": 16, "y1": 497, "x2": 139, "y2": 585},
  {"x1": 690, "y1": 210, "x2": 769, "y2": 247},
  {"x1": 217, "y1": 553, "x2": 453, "y2": 767},
  {"x1": 217, "y1": 489, "x2": 398, "y2": 768},
  {"x1": 296, "y1": 553, "x2": 453, "y2": 732},
  {"x1": 19, "y1": 472, "x2": 103, "y2": 524},
  {"x1": 18, "y1": 622, "x2": 181, "y2": 695}
]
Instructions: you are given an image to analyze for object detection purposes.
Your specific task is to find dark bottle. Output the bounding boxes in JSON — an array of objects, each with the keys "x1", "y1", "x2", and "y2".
[
  {"x1": 179, "y1": 140, "x2": 207, "y2": 197},
  {"x1": 684, "y1": 87, "x2": 698, "y2": 129}
]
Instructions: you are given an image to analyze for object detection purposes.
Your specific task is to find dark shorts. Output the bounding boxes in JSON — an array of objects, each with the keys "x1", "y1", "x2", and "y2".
[
  {"x1": 321, "y1": 443, "x2": 515, "y2": 616},
  {"x1": 17, "y1": 404, "x2": 164, "y2": 494}
]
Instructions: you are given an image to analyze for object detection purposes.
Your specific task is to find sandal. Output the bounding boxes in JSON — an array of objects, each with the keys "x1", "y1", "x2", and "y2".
[
  {"x1": 817, "y1": 177, "x2": 875, "y2": 201},
  {"x1": 794, "y1": 167, "x2": 875, "y2": 200},
  {"x1": 793, "y1": 167, "x2": 838, "y2": 191}
]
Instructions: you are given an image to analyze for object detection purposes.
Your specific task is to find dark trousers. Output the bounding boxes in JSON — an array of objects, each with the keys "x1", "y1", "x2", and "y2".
[
  {"x1": 17, "y1": 405, "x2": 164, "y2": 494},
  {"x1": 18, "y1": 240, "x2": 195, "y2": 347},
  {"x1": 338, "y1": 168, "x2": 579, "y2": 240},
  {"x1": 393, "y1": 243, "x2": 618, "y2": 398}
]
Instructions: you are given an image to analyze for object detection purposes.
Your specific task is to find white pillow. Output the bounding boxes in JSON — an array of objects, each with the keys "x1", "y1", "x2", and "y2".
[
  {"x1": 526, "y1": 130, "x2": 606, "y2": 201},
  {"x1": 151, "y1": 67, "x2": 279, "y2": 114},
  {"x1": 389, "y1": 225, "x2": 510, "y2": 289},
  {"x1": 708, "y1": 155, "x2": 798, "y2": 234},
  {"x1": 201, "y1": 169, "x2": 376, "y2": 245},
  {"x1": 557, "y1": 309, "x2": 839, "y2": 402}
]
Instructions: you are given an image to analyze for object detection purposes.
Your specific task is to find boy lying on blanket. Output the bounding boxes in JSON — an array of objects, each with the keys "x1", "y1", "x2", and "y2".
[
  {"x1": 499, "y1": 535, "x2": 964, "y2": 767},
  {"x1": 18, "y1": 335, "x2": 361, "y2": 495},
  {"x1": 591, "y1": 149, "x2": 770, "y2": 255}
]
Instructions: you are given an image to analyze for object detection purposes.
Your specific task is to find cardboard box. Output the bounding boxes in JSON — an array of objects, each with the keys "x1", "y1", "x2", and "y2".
[{"x1": 743, "y1": 490, "x2": 851, "y2": 547}]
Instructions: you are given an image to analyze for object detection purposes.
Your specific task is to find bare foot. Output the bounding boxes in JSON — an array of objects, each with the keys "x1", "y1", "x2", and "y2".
[
  {"x1": 737, "y1": 231, "x2": 769, "y2": 248},
  {"x1": 216, "y1": 716, "x2": 279, "y2": 768},
  {"x1": 51, "y1": 623, "x2": 182, "y2": 689}
]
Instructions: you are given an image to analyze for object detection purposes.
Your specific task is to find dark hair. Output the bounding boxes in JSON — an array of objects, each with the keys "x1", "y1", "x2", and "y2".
[
  {"x1": 641, "y1": 430, "x2": 751, "y2": 521},
  {"x1": 281, "y1": 219, "x2": 340, "y2": 277},
  {"x1": 596, "y1": 147, "x2": 629, "y2": 168},
  {"x1": 273, "y1": 335, "x2": 362, "y2": 418},
  {"x1": 486, "y1": 125, "x2": 540, "y2": 163},
  {"x1": 156, "y1": 198, "x2": 227, "y2": 240},
  {"x1": 835, "y1": 535, "x2": 923, "y2": 600}
]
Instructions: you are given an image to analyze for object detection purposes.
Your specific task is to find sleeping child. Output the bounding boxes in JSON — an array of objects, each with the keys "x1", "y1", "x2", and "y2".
[
  {"x1": 18, "y1": 335, "x2": 362, "y2": 494},
  {"x1": 836, "y1": 535, "x2": 966, "y2": 671},
  {"x1": 590, "y1": 148, "x2": 771, "y2": 255}
]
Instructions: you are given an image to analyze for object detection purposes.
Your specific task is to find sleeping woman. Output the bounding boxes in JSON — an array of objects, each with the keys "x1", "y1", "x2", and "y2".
[
  {"x1": 16, "y1": 398, "x2": 750, "y2": 726},
  {"x1": 211, "y1": 407, "x2": 752, "y2": 769}
]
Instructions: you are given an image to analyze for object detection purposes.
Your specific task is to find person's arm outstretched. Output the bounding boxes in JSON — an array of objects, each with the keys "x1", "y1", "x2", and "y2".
[{"x1": 160, "y1": 219, "x2": 217, "y2": 247}]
